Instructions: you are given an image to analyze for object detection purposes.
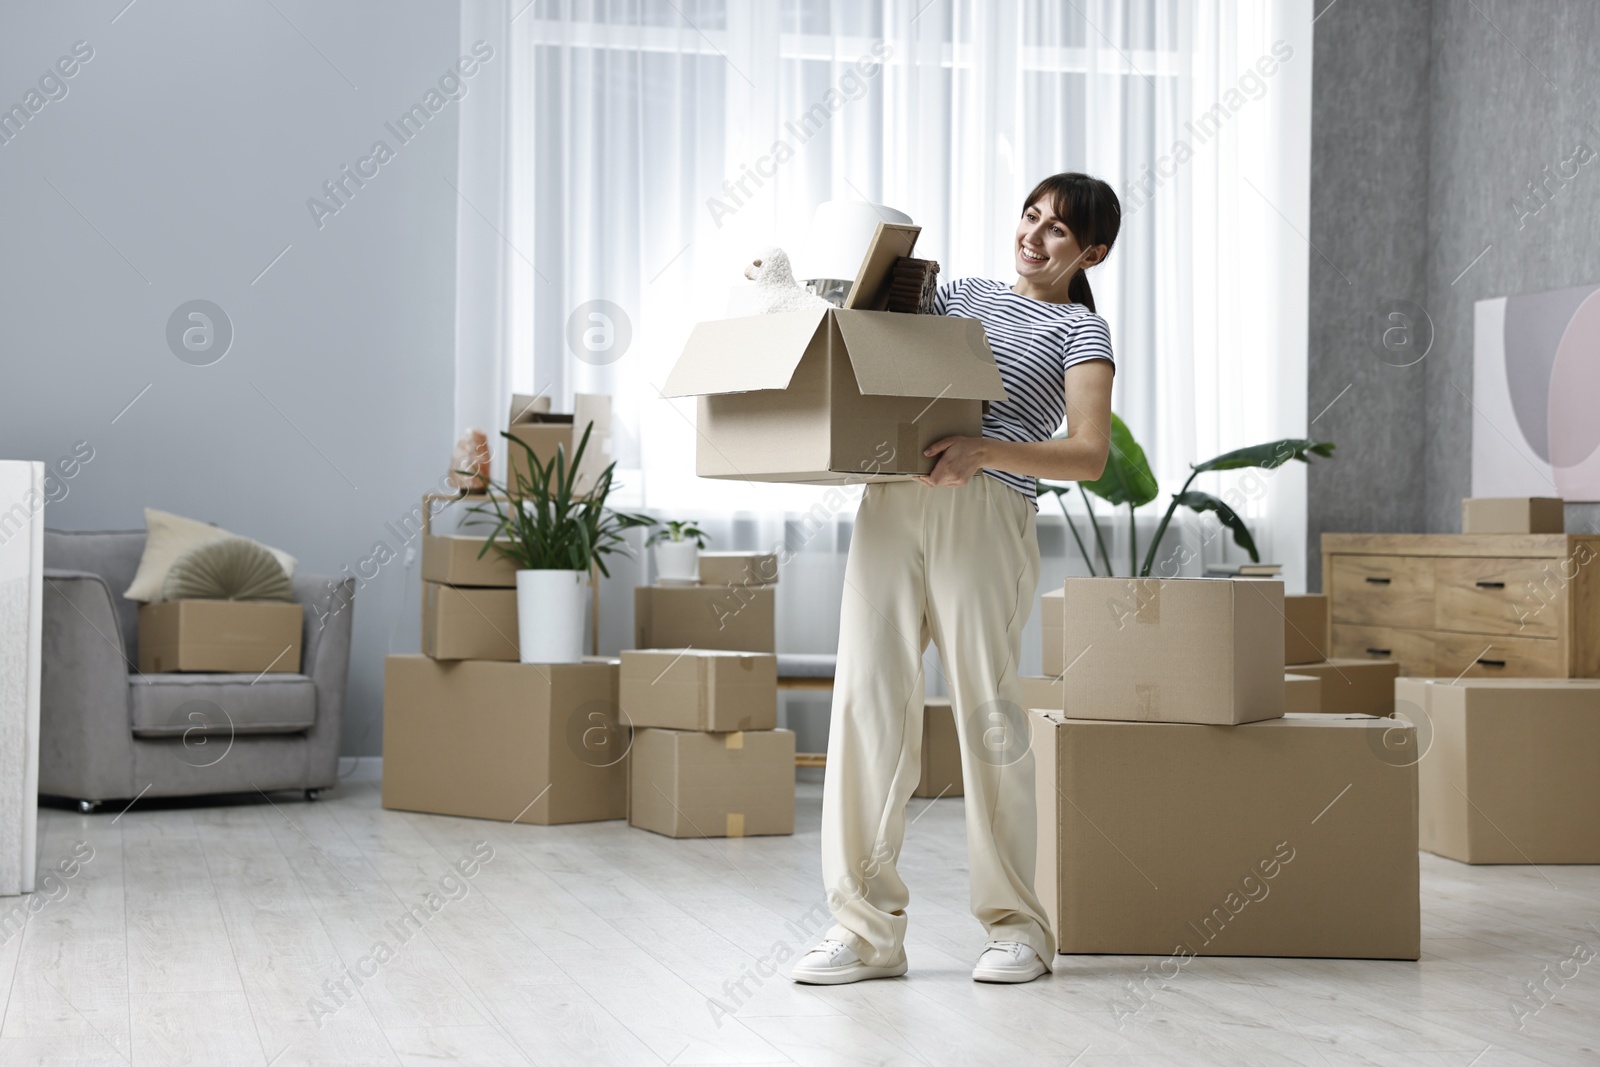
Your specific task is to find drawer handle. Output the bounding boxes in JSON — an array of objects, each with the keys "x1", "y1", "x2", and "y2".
[
  {"x1": 1365, "y1": 647, "x2": 1392, "y2": 656},
  {"x1": 1364, "y1": 577, "x2": 1392, "y2": 585},
  {"x1": 1476, "y1": 657, "x2": 1507, "y2": 668},
  {"x1": 1475, "y1": 580, "x2": 1505, "y2": 589}
]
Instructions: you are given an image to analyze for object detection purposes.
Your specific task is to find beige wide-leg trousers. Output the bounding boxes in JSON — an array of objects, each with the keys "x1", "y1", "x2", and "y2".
[{"x1": 820, "y1": 474, "x2": 1055, "y2": 968}]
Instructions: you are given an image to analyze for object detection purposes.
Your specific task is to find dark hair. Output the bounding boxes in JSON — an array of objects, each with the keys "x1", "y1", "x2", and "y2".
[{"x1": 1021, "y1": 173, "x2": 1121, "y2": 312}]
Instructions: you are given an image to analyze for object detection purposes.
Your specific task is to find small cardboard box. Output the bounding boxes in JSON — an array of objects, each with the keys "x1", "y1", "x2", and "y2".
[
  {"x1": 382, "y1": 656, "x2": 626, "y2": 825},
  {"x1": 1059, "y1": 577, "x2": 1285, "y2": 725},
  {"x1": 662, "y1": 224, "x2": 1008, "y2": 485},
  {"x1": 1040, "y1": 588, "x2": 1065, "y2": 677},
  {"x1": 697, "y1": 551, "x2": 779, "y2": 588},
  {"x1": 137, "y1": 600, "x2": 302, "y2": 674},
  {"x1": 618, "y1": 649, "x2": 778, "y2": 732},
  {"x1": 1398, "y1": 677, "x2": 1600, "y2": 863},
  {"x1": 1020, "y1": 673, "x2": 1066, "y2": 712},
  {"x1": 629, "y1": 728, "x2": 796, "y2": 838},
  {"x1": 419, "y1": 494, "x2": 519, "y2": 587},
  {"x1": 506, "y1": 393, "x2": 613, "y2": 496},
  {"x1": 1461, "y1": 497, "x2": 1564, "y2": 535},
  {"x1": 1283, "y1": 594, "x2": 1329, "y2": 665},
  {"x1": 1284, "y1": 673, "x2": 1322, "y2": 714},
  {"x1": 1287, "y1": 659, "x2": 1399, "y2": 716},
  {"x1": 421, "y1": 582, "x2": 519, "y2": 661},
  {"x1": 1032, "y1": 710, "x2": 1419, "y2": 959},
  {"x1": 634, "y1": 585, "x2": 775, "y2": 653},
  {"x1": 912, "y1": 698, "x2": 963, "y2": 799}
]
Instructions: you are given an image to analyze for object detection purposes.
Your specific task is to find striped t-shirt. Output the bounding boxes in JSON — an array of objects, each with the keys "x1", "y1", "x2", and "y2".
[{"x1": 933, "y1": 277, "x2": 1115, "y2": 506}]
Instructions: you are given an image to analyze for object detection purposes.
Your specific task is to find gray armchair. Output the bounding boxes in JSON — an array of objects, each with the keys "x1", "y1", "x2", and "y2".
[{"x1": 40, "y1": 529, "x2": 354, "y2": 811}]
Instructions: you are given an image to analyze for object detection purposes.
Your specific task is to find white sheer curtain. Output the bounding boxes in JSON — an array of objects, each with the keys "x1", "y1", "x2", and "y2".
[{"x1": 455, "y1": 1, "x2": 1314, "y2": 636}]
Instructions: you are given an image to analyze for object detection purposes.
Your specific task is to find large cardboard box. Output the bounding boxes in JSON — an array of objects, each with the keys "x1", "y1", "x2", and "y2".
[
  {"x1": 137, "y1": 600, "x2": 302, "y2": 674},
  {"x1": 1283, "y1": 594, "x2": 1329, "y2": 665},
  {"x1": 1284, "y1": 673, "x2": 1322, "y2": 714},
  {"x1": 618, "y1": 649, "x2": 778, "y2": 731},
  {"x1": 1398, "y1": 678, "x2": 1600, "y2": 863},
  {"x1": 629, "y1": 728, "x2": 795, "y2": 838},
  {"x1": 1040, "y1": 588, "x2": 1065, "y2": 676},
  {"x1": 506, "y1": 393, "x2": 613, "y2": 496},
  {"x1": 697, "y1": 551, "x2": 779, "y2": 588},
  {"x1": 912, "y1": 698, "x2": 963, "y2": 799},
  {"x1": 634, "y1": 585, "x2": 775, "y2": 653},
  {"x1": 663, "y1": 224, "x2": 1008, "y2": 485},
  {"x1": 382, "y1": 656, "x2": 626, "y2": 825},
  {"x1": 421, "y1": 582, "x2": 519, "y2": 661},
  {"x1": 1461, "y1": 497, "x2": 1564, "y2": 535},
  {"x1": 1288, "y1": 659, "x2": 1399, "y2": 716},
  {"x1": 1020, "y1": 673, "x2": 1066, "y2": 712},
  {"x1": 1032, "y1": 710, "x2": 1420, "y2": 959},
  {"x1": 1059, "y1": 577, "x2": 1285, "y2": 725}
]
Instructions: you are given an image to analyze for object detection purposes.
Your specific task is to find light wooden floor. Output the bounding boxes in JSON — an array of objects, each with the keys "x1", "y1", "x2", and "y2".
[{"x1": 2, "y1": 778, "x2": 1597, "y2": 1067}]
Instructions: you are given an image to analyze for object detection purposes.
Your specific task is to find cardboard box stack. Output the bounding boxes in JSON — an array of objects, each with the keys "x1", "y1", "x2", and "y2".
[
  {"x1": 418, "y1": 495, "x2": 520, "y2": 661},
  {"x1": 1397, "y1": 677, "x2": 1600, "y2": 863},
  {"x1": 621, "y1": 650, "x2": 793, "y2": 837},
  {"x1": 506, "y1": 393, "x2": 613, "y2": 497},
  {"x1": 385, "y1": 391, "x2": 619, "y2": 825},
  {"x1": 1033, "y1": 576, "x2": 1420, "y2": 959},
  {"x1": 1279, "y1": 591, "x2": 1400, "y2": 716}
]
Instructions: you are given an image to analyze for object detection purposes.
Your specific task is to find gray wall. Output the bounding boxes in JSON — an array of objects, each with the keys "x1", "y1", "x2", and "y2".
[
  {"x1": 1423, "y1": 0, "x2": 1600, "y2": 537},
  {"x1": 0, "y1": 0, "x2": 464, "y2": 758},
  {"x1": 1309, "y1": 0, "x2": 1600, "y2": 587}
]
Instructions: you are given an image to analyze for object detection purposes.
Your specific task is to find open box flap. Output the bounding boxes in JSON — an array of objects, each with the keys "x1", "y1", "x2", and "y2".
[
  {"x1": 834, "y1": 312, "x2": 1008, "y2": 400},
  {"x1": 663, "y1": 309, "x2": 830, "y2": 397}
]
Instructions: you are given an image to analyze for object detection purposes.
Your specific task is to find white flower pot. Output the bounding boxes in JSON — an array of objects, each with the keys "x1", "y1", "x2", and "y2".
[
  {"x1": 654, "y1": 540, "x2": 700, "y2": 584},
  {"x1": 515, "y1": 569, "x2": 587, "y2": 664}
]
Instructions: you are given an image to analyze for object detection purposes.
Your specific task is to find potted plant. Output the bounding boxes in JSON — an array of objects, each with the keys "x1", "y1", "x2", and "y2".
[
  {"x1": 647, "y1": 520, "x2": 709, "y2": 584},
  {"x1": 463, "y1": 424, "x2": 654, "y2": 664},
  {"x1": 1038, "y1": 416, "x2": 1335, "y2": 577}
]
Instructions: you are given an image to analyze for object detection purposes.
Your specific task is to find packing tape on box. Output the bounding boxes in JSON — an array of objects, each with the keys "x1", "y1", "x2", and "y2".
[
  {"x1": 726, "y1": 812, "x2": 745, "y2": 837},
  {"x1": 1132, "y1": 578, "x2": 1160, "y2": 623},
  {"x1": 1135, "y1": 683, "x2": 1160, "y2": 717},
  {"x1": 725, "y1": 731, "x2": 744, "y2": 749}
]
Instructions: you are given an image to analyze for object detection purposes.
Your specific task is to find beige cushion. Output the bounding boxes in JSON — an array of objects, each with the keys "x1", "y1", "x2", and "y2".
[{"x1": 124, "y1": 508, "x2": 297, "y2": 603}]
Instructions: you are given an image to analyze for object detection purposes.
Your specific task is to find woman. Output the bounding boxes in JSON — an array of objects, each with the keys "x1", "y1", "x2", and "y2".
[{"x1": 791, "y1": 173, "x2": 1121, "y2": 986}]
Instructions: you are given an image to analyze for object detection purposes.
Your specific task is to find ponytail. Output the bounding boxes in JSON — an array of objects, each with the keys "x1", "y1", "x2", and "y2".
[
  {"x1": 1022, "y1": 172, "x2": 1120, "y2": 310},
  {"x1": 1068, "y1": 272, "x2": 1096, "y2": 314}
]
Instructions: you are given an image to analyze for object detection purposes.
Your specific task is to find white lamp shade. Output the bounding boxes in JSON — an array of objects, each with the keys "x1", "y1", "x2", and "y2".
[{"x1": 791, "y1": 200, "x2": 913, "y2": 282}]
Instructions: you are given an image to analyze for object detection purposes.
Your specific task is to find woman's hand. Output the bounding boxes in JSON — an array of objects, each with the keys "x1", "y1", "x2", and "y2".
[{"x1": 917, "y1": 436, "x2": 988, "y2": 487}]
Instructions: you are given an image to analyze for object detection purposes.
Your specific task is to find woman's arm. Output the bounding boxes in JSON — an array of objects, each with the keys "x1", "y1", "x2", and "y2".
[{"x1": 917, "y1": 360, "x2": 1114, "y2": 487}]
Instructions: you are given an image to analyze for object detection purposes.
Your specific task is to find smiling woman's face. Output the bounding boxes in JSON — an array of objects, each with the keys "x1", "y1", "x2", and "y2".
[{"x1": 1015, "y1": 199, "x2": 1091, "y2": 287}]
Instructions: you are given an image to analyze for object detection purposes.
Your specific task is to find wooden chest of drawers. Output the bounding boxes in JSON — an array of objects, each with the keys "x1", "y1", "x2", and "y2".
[{"x1": 1321, "y1": 534, "x2": 1600, "y2": 679}]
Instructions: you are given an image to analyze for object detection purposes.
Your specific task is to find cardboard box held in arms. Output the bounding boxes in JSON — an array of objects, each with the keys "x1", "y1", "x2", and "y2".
[
  {"x1": 663, "y1": 223, "x2": 1009, "y2": 484},
  {"x1": 1033, "y1": 710, "x2": 1420, "y2": 959},
  {"x1": 137, "y1": 600, "x2": 302, "y2": 674},
  {"x1": 382, "y1": 656, "x2": 627, "y2": 825},
  {"x1": 1398, "y1": 677, "x2": 1600, "y2": 863}
]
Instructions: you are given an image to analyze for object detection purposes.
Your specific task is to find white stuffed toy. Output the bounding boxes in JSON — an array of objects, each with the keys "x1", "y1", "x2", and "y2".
[{"x1": 743, "y1": 247, "x2": 832, "y2": 313}]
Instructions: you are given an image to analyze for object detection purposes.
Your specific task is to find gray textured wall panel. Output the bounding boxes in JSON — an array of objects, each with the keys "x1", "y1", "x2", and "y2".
[{"x1": 1306, "y1": 0, "x2": 1433, "y2": 589}]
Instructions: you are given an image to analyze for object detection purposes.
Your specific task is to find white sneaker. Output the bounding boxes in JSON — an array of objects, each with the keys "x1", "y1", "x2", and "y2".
[
  {"x1": 790, "y1": 938, "x2": 908, "y2": 985},
  {"x1": 972, "y1": 940, "x2": 1048, "y2": 983}
]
